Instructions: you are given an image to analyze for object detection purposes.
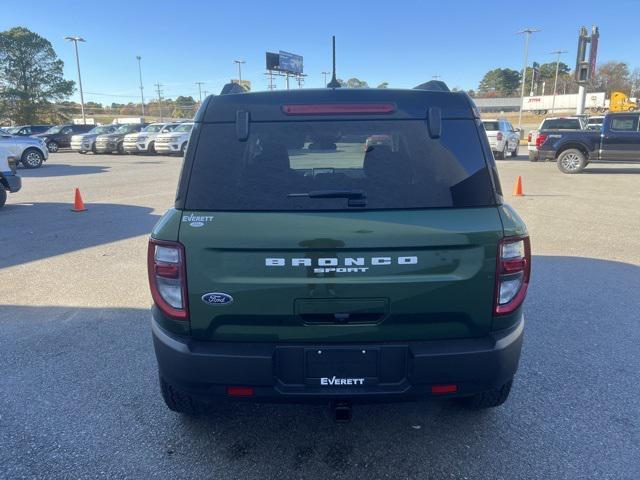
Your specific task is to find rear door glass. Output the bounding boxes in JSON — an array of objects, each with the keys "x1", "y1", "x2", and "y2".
[
  {"x1": 482, "y1": 121, "x2": 500, "y2": 131},
  {"x1": 185, "y1": 119, "x2": 495, "y2": 211}
]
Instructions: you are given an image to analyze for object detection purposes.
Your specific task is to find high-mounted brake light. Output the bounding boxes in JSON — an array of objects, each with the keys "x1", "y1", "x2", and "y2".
[
  {"x1": 527, "y1": 133, "x2": 532, "y2": 143},
  {"x1": 282, "y1": 103, "x2": 396, "y2": 115},
  {"x1": 536, "y1": 134, "x2": 548, "y2": 148},
  {"x1": 148, "y1": 238, "x2": 188, "y2": 320},
  {"x1": 494, "y1": 236, "x2": 531, "y2": 315}
]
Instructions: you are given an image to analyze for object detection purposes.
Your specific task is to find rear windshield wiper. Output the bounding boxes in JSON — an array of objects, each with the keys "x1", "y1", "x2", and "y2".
[{"x1": 288, "y1": 190, "x2": 367, "y2": 207}]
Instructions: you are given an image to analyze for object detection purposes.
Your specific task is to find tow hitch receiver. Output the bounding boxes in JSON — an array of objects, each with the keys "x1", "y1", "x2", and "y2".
[{"x1": 331, "y1": 400, "x2": 353, "y2": 423}]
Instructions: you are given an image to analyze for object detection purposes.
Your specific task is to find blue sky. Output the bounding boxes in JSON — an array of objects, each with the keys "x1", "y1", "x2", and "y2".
[{"x1": 2, "y1": 0, "x2": 637, "y2": 105}]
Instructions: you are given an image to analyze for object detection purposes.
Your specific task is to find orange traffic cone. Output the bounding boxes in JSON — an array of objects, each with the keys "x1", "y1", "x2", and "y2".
[
  {"x1": 72, "y1": 188, "x2": 87, "y2": 212},
  {"x1": 512, "y1": 176, "x2": 524, "y2": 196}
]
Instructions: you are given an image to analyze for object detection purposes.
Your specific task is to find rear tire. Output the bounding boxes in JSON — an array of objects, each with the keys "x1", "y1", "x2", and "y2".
[
  {"x1": 0, "y1": 187, "x2": 6, "y2": 208},
  {"x1": 159, "y1": 375, "x2": 210, "y2": 415},
  {"x1": 557, "y1": 148, "x2": 587, "y2": 174},
  {"x1": 147, "y1": 141, "x2": 156, "y2": 155},
  {"x1": 180, "y1": 142, "x2": 187, "y2": 156},
  {"x1": 47, "y1": 141, "x2": 59, "y2": 153},
  {"x1": 117, "y1": 142, "x2": 124, "y2": 155},
  {"x1": 510, "y1": 146, "x2": 518, "y2": 157},
  {"x1": 463, "y1": 379, "x2": 513, "y2": 409}
]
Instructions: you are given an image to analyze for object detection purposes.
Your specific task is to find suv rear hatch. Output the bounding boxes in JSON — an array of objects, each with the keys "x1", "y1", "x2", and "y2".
[{"x1": 179, "y1": 96, "x2": 504, "y2": 343}]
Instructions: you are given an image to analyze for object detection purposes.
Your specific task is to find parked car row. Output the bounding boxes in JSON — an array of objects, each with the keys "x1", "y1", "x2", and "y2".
[
  {"x1": 1, "y1": 121, "x2": 194, "y2": 159},
  {"x1": 72, "y1": 121, "x2": 194, "y2": 156}
]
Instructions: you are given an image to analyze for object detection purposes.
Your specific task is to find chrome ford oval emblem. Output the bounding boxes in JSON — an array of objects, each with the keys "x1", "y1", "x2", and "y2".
[{"x1": 201, "y1": 292, "x2": 233, "y2": 305}]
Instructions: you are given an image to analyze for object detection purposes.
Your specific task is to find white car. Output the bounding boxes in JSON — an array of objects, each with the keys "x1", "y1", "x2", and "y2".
[
  {"x1": 481, "y1": 119, "x2": 520, "y2": 159},
  {"x1": 122, "y1": 122, "x2": 180, "y2": 154},
  {"x1": 154, "y1": 122, "x2": 194, "y2": 155},
  {"x1": 527, "y1": 116, "x2": 586, "y2": 162}
]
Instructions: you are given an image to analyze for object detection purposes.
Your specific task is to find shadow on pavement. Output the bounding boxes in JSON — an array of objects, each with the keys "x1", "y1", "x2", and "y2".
[
  {"x1": 0, "y1": 202, "x2": 160, "y2": 269},
  {"x1": 2, "y1": 255, "x2": 639, "y2": 478},
  {"x1": 17, "y1": 163, "x2": 111, "y2": 177}
]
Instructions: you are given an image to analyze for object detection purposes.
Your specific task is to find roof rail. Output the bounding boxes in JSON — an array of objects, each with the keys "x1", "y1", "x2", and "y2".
[
  {"x1": 413, "y1": 80, "x2": 450, "y2": 92},
  {"x1": 220, "y1": 82, "x2": 247, "y2": 95}
]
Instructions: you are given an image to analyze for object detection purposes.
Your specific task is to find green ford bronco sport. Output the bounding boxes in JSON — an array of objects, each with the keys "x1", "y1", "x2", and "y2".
[{"x1": 148, "y1": 81, "x2": 530, "y2": 417}]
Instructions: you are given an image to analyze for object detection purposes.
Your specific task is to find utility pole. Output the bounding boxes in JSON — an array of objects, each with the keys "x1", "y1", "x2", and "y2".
[
  {"x1": 65, "y1": 36, "x2": 86, "y2": 124},
  {"x1": 516, "y1": 28, "x2": 540, "y2": 131},
  {"x1": 195, "y1": 81, "x2": 204, "y2": 102},
  {"x1": 550, "y1": 50, "x2": 567, "y2": 114},
  {"x1": 234, "y1": 60, "x2": 245, "y2": 82},
  {"x1": 136, "y1": 56, "x2": 145, "y2": 117},
  {"x1": 203, "y1": 90, "x2": 209, "y2": 97},
  {"x1": 321, "y1": 71, "x2": 330, "y2": 87},
  {"x1": 154, "y1": 83, "x2": 164, "y2": 121},
  {"x1": 530, "y1": 63, "x2": 536, "y2": 96},
  {"x1": 265, "y1": 71, "x2": 276, "y2": 90}
]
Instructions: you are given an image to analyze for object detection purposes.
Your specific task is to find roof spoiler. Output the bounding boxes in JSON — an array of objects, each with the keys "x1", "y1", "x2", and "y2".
[
  {"x1": 220, "y1": 82, "x2": 248, "y2": 95},
  {"x1": 413, "y1": 80, "x2": 450, "y2": 92}
]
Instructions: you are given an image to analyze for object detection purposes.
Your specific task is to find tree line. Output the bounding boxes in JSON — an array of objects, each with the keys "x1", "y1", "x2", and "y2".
[{"x1": 475, "y1": 61, "x2": 639, "y2": 98}]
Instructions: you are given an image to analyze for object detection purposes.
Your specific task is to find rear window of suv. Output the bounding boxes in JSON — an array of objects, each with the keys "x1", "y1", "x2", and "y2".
[
  {"x1": 184, "y1": 119, "x2": 496, "y2": 211},
  {"x1": 482, "y1": 121, "x2": 501, "y2": 131},
  {"x1": 541, "y1": 118, "x2": 582, "y2": 129}
]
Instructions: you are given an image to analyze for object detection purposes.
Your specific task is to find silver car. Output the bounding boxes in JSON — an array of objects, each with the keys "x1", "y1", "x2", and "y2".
[
  {"x1": 0, "y1": 129, "x2": 49, "y2": 168},
  {"x1": 70, "y1": 124, "x2": 119, "y2": 153}
]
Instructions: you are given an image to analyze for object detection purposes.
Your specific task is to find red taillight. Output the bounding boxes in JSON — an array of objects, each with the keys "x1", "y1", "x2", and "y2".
[
  {"x1": 535, "y1": 134, "x2": 548, "y2": 148},
  {"x1": 494, "y1": 236, "x2": 531, "y2": 315},
  {"x1": 227, "y1": 386, "x2": 254, "y2": 397},
  {"x1": 527, "y1": 133, "x2": 532, "y2": 143},
  {"x1": 147, "y1": 238, "x2": 188, "y2": 320},
  {"x1": 496, "y1": 132, "x2": 503, "y2": 141},
  {"x1": 282, "y1": 103, "x2": 396, "y2": 115},
  {"x1": 431, "y1": 384, "x2": 458, "y2": 394}
]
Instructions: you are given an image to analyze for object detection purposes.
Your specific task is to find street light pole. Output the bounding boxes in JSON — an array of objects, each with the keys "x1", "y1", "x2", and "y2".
[
  {"x1": 516, "y1": 28, "x2": 540, "y2": 131},
  {"x1": 321, "y1": 71, "x2": 330, "y2": 87},
  {"x1": 65, "y1": 36, "x2": 86, "y2": 124},
  {"x1": 234, "y1": 60, "x2": 245, "y2": 83},
  {"x1": 136, "y1": 55, "x2": 145, "y2": 117},
  {"x1": 550, "y1": 50, "x2": 567, "y2": 114}
]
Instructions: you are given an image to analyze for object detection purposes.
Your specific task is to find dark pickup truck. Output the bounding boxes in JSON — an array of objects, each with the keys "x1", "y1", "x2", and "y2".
[{"x1": 538, "y1": 112, "x2": 640, "y2": 173}]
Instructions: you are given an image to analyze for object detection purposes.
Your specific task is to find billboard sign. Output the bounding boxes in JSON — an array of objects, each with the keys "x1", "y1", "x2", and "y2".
[
  {"x1": 278, "y1": 51, "x2": 303, "y2": 74},
  {"x1": 266, "y1": 52, "x2": 279, "y2": 71},
  {"x1": 588, "y1": 27, "x2": 599, "y2": 78}
]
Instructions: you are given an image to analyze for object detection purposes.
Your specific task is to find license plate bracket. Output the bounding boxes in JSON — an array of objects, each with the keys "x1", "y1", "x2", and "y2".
[{"x1": 305, "y1": 348, "x2": 378, "y2": 382}]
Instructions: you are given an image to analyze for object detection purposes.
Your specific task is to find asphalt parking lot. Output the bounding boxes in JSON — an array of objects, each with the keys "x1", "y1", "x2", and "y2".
[{"x1": 1, "y1": 150, "x2": 639, "y2": 479}]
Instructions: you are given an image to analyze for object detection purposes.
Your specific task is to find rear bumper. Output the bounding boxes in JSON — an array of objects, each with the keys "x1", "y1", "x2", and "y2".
[{"x1": 152, "y1": 315, "x2": 524, "y2": 403}]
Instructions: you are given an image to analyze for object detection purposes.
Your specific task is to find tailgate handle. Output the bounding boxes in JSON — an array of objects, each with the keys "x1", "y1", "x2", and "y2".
[{"x1": 299, "y1": 312, "x2": 384, "y2": 325}]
